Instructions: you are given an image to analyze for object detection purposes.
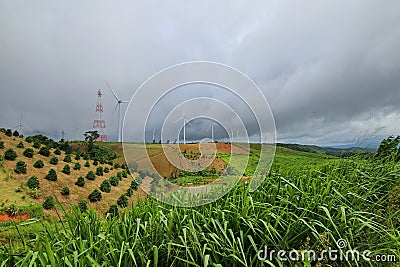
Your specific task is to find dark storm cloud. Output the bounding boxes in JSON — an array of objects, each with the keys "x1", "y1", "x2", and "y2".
[{"x1": 0, "y1": 1, "x2": 399, "y2": 146}]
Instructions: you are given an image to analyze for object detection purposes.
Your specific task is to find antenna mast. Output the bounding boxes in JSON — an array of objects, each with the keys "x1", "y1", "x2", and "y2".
[{"x1": 93, "y1": 89, "x2": 108, "y2": 142}]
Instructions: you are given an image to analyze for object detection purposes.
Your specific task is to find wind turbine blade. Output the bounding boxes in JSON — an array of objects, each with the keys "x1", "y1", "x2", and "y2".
[
  {"x1": 113, "y1": 103, "x2": 119, "y2": 114},
  {"x1": 120, "y1": 100, "x2": 131, "y2": 103},
  {"x1": 105, "y1": 80, "x2": 119, "y2": 101},
  {"x1": 173, "y1": 116, "x2": 183, "y2": 123}
]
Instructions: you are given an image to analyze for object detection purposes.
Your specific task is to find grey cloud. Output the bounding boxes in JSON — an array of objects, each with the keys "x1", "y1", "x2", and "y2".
[{"x1": 0, "y1": 1, "x2": 399, "y2": 146}]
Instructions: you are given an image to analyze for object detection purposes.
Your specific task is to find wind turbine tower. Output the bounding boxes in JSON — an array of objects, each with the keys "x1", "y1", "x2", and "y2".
[{"x1": 106, "y1": 80, "x2": 130, "y2": 142}]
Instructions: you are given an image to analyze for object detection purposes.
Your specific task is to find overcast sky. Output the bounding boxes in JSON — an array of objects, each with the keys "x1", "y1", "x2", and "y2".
[{"x1": 1, "y1": 1, "x2": 399, "y2": 147}]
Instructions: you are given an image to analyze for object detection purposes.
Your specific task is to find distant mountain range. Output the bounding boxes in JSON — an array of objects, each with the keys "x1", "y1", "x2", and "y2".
[{"x1": 276, "y1": 143, "x2": 376, "y2": 157}]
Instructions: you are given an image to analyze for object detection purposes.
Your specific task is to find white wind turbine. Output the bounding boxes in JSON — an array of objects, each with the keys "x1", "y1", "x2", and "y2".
[
  {"x1": 105, "y1": 80, "x2": 130, "y2": 142},
  {"x1": 146, "y1": 129, "x2": 157, "y2": 143},
  {"x1": 207, "y1": 121, "x2": 216, "y2": 142},
  {"x1": 174, "y1": 112, "x2": 189, "y2": 144}
]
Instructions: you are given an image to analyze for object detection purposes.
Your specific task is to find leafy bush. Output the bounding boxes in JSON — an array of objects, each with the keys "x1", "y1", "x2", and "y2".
[
  {"x1": 42, "y1": 196, "x2": 54, "y2": 210},
  {"x1": 109, "y1": 176, "x2": 119, "y2": 186},
  {"x1": 27, "y1": 176, "x2": 40, "y2": 190},
  {"x1": 15, "y1": 161, "x2": 27, "y2": 174},
  {"x1": 88, "y1": 189, "x2": 102, "y2": 202},
  {"x1": 75, "y1": 154, "x2": 81, "y2": 160},
  {"x1": 103, "y1": 167, "x2": 110, "y2": 173},
  {"x1": 0, "y1": 141, "x2": 4, "y2": 149},
  {"x1": 93, "y1": 160, "x2": 98, "y2": 166},
  {"x1": 117, "y1": 172, "x2": 123, "y2": 180},
  {"x1": 121, "y1": 170, "x2": 128, "y2": 178},
  {"x1": 61, "y1": 186, "x2": 70, "y2": 196},
  {"x1": 23, "y1": 148, "x2": 34, "y2": 158},
  {"x1": 96, "y1": 167, "x2": 103, "y2": 176},
  {"x1": 83, "y1": 153, "x2": 89, "y2": 160},
  {"x1": 84, "y1": 161, "x2": 90, "y2": 167},
  {"x1": 114, "y1": 163, "x2": 121, "y2": 169},
  {"x1": 39, "y1": 147, "x2": 50, "y2": 157},
  {"x1": 73, "y1": 162, "x2": 81, "y2": 170},
  {"x1": 16, "y1": 141, "x2": 24, "y2": 148},
  {"x1": 86, "y1": 171, "x2": 96, "y2": 180},
  {"x1": 117, "y1": 194, "x2": 128, "y2": 208},
  {"x1": 75, "y1": 176, "x2": 85, "y2": 187},
  {"x1": 4, "y1": 149, "x2": 17, "y2": 160},
  {"x1": 5, "y1": 129, "x2": 12, "y2": 137},
  {"x1": 63, "y1": 155, "x2": 72, "y2": 163},
  {"x1": 130, "y1": 180, "x2": 139, "y2": 191},
  {"x1": 33, "y1": 159, "x2": 44, "y2": 168},
  {"x1": 45, "y1": 169, "x2": 57, "y2": 181},
  {"x1": 62, "y1": 164, "x2": 71, "y2": 175},
  {"x1": 106, "y1": 204, "x2": 119, "y2": 218},
  {"x1": 126, "y1": 188, "x2": 133, "y2": 197},
  {"x1": 100, "y1": 180, "x2": 111, "y2": 193},
  {"x1": 78, "y1": 200, "x2": 88, "y2": 212},
  {"x1": 54, "y1": 148, "x2": 61, "y2": 155},
  {"x1": 33, "y1": 142, "x2": 41, "y2": 149},
  {"x1": 13, "y1": 130, "x2": 19, "y2": 137},
  {"x1": 49, "y1": 157, "x2": 59, "y2": 165}
]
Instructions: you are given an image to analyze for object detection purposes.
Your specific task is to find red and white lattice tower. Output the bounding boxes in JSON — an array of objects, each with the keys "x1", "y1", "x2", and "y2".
[{"x1": 93, "y1": 89, "x2": 108, "y2": 142}]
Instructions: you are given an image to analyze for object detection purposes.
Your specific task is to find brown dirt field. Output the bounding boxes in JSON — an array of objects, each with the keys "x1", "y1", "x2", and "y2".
[
  {"x1": 0, "y1": 213, "x2": 30, "y2": 222},
  {"x1": 134, "y1": 143, "x2": 248, "y2": 178}
]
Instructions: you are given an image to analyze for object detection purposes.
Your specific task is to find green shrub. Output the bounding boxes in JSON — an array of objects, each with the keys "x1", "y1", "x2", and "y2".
[
  {"x1": 49, "y1": 157, "x2": 59, "y2": 165},
  {"x1": 5, "y1": 129, "x2": 12, "y2": 137},
  {"x1": 27, "y1": 176, "x2": 40, "y2": 190},
  {"x1": 78, "y1": 200, "x2": 88, "y2": 212},
  {"x1": 88, "y1": 189, "x2": 102, "y2": 202},
  {"x1": 45, "y1": 169, "x2": 57, "y2": 181},
  {"x1": 114, "y1": 163, "x2": 121, "y2": 169},
  {"x1": 93, "y1": 160, "x2": 98, "y2": 166},
  {"x1": 4, "y1": 149, "x2": 17, "y2": 160},
  {"x1": 33, "y1": 142, "x2": 41, "y2": 149},
  {"x1": 23, "y1": 148, "x2": 34, "y2": 158},
  {"x1": 42, "y1": 196, "x2": 54, "y2": 210},
  {"x1": 15, "y1": 161, "x2": 27, "y2": 174},
  {"x1": 75, "y1": 154, "x2": 81, "y2": 160},
  {"x1": 103, "y1": 167, "x2": 110, "y2": 173},
  {"x1": 39, "y1": 147, "x2": 50, "y2": 157},
  {"x1": 100, "y1": 180, "x2": 111, "y2": 193},
  {"x1": 13, "y1": 130, "x2": 19, "y2": 137},
  {"x1": 83, "y1": 153, "x2": 89, "y2": 160},
  {"x1": 54, "y1": 148, "x2": 61, "y2": 155},
  {"x1": 84, "y1": 161, "x2": 90, "y2": 167},
  {"x1": 63, "y1": 155, "x2": 72, "y2": 163},
  {"x1": 33, "y1": 159, "x2": 44, "y2": 168},
  {"x1": 75, "y1": 176, "x2": 85, "y2": 187},
  {"x1": 109, "y1": 176, "x2": 119, "y2": 186},
  {"x1": 106, "y1": 204, "x2": 119, "y2": 218},
  {"x1": 73, "y1": 162, "x2": 81, "y2": 170},
  {"x1": 16, "y1": 141, "x2": 24, "y2": 148},
  {"x1": 0, "y1": 141, "x2": 4, "y2": 149},
  {"x1": 96, "y1": 167, "x2": 103, "y2": 176},
  {"x1": 130, "y1": 180, "x2": 139, "y2": 191},
  {"x1": 86, "y1": 171, "x2": 96, "y2": 180},
  {"x1": 117, "y1": 194, "x2": 128, "y2": 208},
  {"x1": 61, "y1": 186, "x2": 70, "y2": 196},
  {"x1": 62, "y1": 164, "x2": 71, "y2": 175},
  {"x1": 126, "y1": 187, "x2": 133, "y2": 197}
]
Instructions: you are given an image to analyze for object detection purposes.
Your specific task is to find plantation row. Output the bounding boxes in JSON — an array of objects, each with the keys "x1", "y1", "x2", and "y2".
[{"x1": 0, "y1": 129, "x2": 142, "y2": 215}]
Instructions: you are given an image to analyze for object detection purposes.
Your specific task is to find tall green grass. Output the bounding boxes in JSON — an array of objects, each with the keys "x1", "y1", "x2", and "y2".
[{"x1": 1, "y1": 158, "x2": 399, "y2": 266}]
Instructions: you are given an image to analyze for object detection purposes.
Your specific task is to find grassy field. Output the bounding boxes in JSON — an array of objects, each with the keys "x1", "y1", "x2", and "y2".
[
  {"x1": 1, "y1": 135, "x2": 399, "y2": 266},
  {"x1": 1, "y1": 155, "x2": 399, "y2": 266}
]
